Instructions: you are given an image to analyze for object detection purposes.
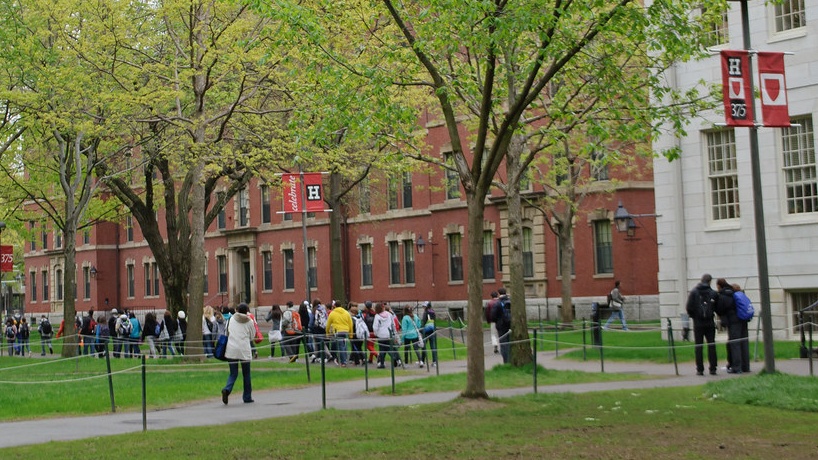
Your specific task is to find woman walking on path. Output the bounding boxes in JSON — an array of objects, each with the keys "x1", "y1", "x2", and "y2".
[
  {"x1": 142, "y1": 312, "x2": 160, "y2": 358},
  {"x1": 400, "y1": 306, "x2": 423, "y2": 367},
  {"x1": 221, "y1": 303, "x2": 257, "y2": 404}
]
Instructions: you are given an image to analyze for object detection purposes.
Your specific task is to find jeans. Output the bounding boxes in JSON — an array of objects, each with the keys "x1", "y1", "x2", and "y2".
[
  {"x1": 203, "y1": 333, "x2": 214, "y2": 357},
  {"x1": 145, "y1": 336, "x2": 157, "y2": 357},
  {"x1": 403, "y1": 337, "x2": 421, "y2": 363},
  {"x1": 334, "y1": 333, "x2": 349, "y2": 365},
  {"x1": 604, "y1": 309, "x2": 628, "y2": 330},
  {"x1": 377, "y1": 338, "x2": 400, "y2": 366},
  {"x1": 223, "y1": 359, "x2": 252, "y2": 402}
]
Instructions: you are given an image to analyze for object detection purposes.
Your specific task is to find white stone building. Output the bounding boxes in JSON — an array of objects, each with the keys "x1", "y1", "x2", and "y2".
[{"x1": 653, "y1": 0, "x2": 818, "y2": 339}]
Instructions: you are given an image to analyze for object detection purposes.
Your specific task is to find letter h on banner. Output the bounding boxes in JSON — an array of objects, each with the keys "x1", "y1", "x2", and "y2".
[{"x1": 720, "y1": 50, "x2": 754, "y2": 127}]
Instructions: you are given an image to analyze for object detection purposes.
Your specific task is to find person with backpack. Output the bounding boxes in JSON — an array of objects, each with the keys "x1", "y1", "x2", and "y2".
[
  {"x1": 281, "y1": 301, "x2": 303, "y2": 363},
  {"x1": 18, "y1": 317, "x2": 31, "y2": 357},
  {"x1": 38, "y1": 315, "x2": 54, "y2": 355},
  {"x1": 326, "y1": 300, "x2": 353, "y2": 367},
  {"x1": 116, "y1": 314, "x2": 133, "y2": 358},
  {"x1": 731, "y1": 283, "x2": 752, "y2": 373},
  {"x1": 4, "y1": 318, "x2": 16, "y2": 356},
  {"x1": 400, "y1": 305, "x2": 424, "y2": 367},
  {"x1": 715, "y1": 278, "x2": 745, "y2": 374},
  {"x1": 373, "y1": 303, "x2": 401, "y2": 369},
  {"x1": 310, "y1": 300, "x2": 329, "y2": 363},
  {"x1": 94, "y1": 314, "x2": 110, "y2": 358},
  {"x1": 350, "y1": 304, "x2": 368, "y2": 366},
  {"x1": 686, "y1": 274, "x2": 719, "y2": 376},
  {"x1": 220, "y1": 303, "x2": 258, "y2": 405},
  {"x1": 142, "y1": 312, "x2": 160, "y2": 358},
  {"x1": 603, "y1": 281, "x2": 629, "y2": 331},
  {"x1": 420, "y1": 301, "x2": 438, "y2": 367},
  {"x1": 79, "y1": 309, "x2": 96, "y2": 356},
  {"x1": 109, "y1": 309, "x2": 122, "y2": 358},
  {"x1": 492, "y1": 287, "x2": 512, "y2": 364},
  {"x1": 264, "y1": 304, "x2": 283, "y2": 359}
]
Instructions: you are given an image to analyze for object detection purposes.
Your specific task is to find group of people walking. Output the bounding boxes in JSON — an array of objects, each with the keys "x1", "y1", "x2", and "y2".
[{"x1": 217, "y1": 299, "x2": 438, "y2": 405}]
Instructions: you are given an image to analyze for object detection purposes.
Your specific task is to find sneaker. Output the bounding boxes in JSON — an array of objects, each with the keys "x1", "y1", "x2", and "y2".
[
  {"x1": 432, "y1": 362, "x2": 437, "y2": 367},
  {"x1": 221, "y1": 389, "x2": 229, "y2": 405},
  {"x1": 377, "y1": 364, "x2": 385, "y2": 369},
  {"x1": 418, "y1": 361, "x2": 424, "y2": 368},
  {"x1": 709, "y1": 370, "x2": 717, "y2": 375},
  {"x1": 696, "y1": 371, "x2": 704, "y2": 376},
  {"x1": 493, "y1": 346, "x2": 499, "y2": 354},
  {"x1": 288, "y1": 356, "x2": 298, "y2": 363},
  {"x1": 244, "y1": 399, "x2": 254, "y2": 404}
]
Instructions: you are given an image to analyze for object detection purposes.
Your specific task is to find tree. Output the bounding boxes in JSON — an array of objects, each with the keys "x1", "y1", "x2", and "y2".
[{"x1": 0, "y1": 0, "x2": 138, "y2": 356}]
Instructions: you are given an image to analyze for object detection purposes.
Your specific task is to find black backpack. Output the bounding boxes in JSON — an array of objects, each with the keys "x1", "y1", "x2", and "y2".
[
  {"x1": 495, "y1": 298, "x2": 512, "y2": 329},
  {"x1": 697, "y1": 290, "x2": 715, "y2": 320},
  {"x1": 41, "y1": 319, "x2": 53, "y2": 335}
]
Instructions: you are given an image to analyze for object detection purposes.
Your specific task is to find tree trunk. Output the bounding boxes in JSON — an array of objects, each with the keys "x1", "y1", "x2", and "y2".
[
  {"x1": 328, "y1": 171, "x2": 347, "y2": 304},
  {"x1": 463, "y1": 191, "x2": 489, "y2": 399},
  {"x1": 505, "y1": 135, "x2": 532, "y2": 367},
  {"x1": 60, "y1": 227, "x2": 79, "y2": 358},
  {"x1": 186, "y1": 159, "x2": 206, "y2": 360},
  {"x1": 559, "y1": 223, "x2": 575, "y2": 324}
]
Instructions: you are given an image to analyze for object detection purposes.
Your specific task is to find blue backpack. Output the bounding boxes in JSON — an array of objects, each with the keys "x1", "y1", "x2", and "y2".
[{"x1": 734, "y1": 291, "x2": 754, "y2": 321}]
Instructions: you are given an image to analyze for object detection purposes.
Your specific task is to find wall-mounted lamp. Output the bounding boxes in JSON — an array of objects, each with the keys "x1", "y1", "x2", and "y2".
[
  {"x1": 90, "y1": 266, "x2": 98, "y2": 278},
  {"x1": 416, "y1": 236, "x2": 426, "y2": 254},
  {"x1": 614, "y1": 202, "x2": 659, "y2": 237}
]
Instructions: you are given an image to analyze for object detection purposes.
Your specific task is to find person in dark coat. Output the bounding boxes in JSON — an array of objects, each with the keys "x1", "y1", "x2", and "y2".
[
  {"x1": 716, "y1": 278, "x2": 744, "y2": 374},
  {"x1": 686, "y1": 274, "x2": 718, "y2": 376}
]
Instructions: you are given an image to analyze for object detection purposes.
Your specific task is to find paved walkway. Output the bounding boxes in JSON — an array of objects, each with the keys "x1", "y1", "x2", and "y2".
[{"x1": 0, "y1": 338, "x2": 813, "y2": 449}]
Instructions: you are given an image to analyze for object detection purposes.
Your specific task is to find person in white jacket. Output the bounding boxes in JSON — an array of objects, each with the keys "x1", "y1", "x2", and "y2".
[
  {"x1": 372, "y1": 303, "x2": 402, "y2": 369},
  {"x1": 221, "y1": 303, "x2": 257, "y2": 404}
]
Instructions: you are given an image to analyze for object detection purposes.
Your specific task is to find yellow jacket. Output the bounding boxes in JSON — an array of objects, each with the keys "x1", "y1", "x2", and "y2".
[{"x1": 326, "y1": 307, "x2": 353, "y2": 335}]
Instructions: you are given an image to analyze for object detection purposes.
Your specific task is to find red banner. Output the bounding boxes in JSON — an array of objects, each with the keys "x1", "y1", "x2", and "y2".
[
  {"x1": 282, "y1": 173, "x2": 301, "y2": 213},
  {"x1": 281, "y1": 172, "x2": 324, "y2": 213},
  {"x1": 0, "y1": 245, "x2": 12, "y2": 272},
  {"x1": 303, "y1": 173, "x2": 325, "y2": 212},
  {"x1": 721, "y1": 50, "x2": 754, "y2": 127},
  {"x1": 757, "y1": 52, "x2": 790, "y2": 127}
]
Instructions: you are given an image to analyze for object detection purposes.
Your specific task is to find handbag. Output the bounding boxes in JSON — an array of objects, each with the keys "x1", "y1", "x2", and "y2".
[
  {"x1": 610, "y1": 300, "x2": 623, "y2": 310},
  {"x1": 214, "y1": 334, "x2": 228, "y2": 361},
  {"x1": 214, "y1": 318, "x2": 230, "y2": 361}
]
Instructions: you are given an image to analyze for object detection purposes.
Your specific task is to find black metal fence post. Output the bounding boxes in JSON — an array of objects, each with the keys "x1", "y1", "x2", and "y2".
[
  {"x1": 667, "y1": 318, "x2": 679, "y2": 376},
  {"x1": 104, "y1": 341, "x2": 116, "y2": 413},
  {"x1": 532, "y1": 329, "x2": 538, "y2": 394}
]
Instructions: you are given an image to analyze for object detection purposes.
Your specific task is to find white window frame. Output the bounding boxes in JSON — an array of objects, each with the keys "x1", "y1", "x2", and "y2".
[
  {"x1": 705, "y1": 129, "x2": 741, "y2": 223},
  {"x1": 780, "y1": 115, "x2": 817, "y2": 219}
]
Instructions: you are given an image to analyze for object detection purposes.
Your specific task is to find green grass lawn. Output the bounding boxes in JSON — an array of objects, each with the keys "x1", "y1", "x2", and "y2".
[{"x1": 3, "y1": 375, "x2": 818, "y2": 459}]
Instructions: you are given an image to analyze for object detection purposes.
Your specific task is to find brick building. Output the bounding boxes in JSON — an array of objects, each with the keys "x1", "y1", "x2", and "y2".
[{"x1": 23, "y1": 121, "x2": 659, "y2": 321}]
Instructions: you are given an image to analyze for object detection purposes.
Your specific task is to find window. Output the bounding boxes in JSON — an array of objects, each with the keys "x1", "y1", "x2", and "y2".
[
  {"x1": 594, "y1": 220, "x2": 614, "y2": 274},
  {"x1": 127, "y1": 264, "x2": 135, "y2": 298},
  {"x1": 361, "y1": 243, "x2": 373, "y2": 287},
  {"x1": 218, "y1": 255, "x2": 228, "y2": 293},
  {"x1": 520, "y1": 165, "x2": 532, "y2": 191},
  {"x1": 448, "y1": 233, "x2": 463, "y2": 281},
  {"x1": 482, "y1": 231, "x2": 495, "y2": 280},
  {"x1": 358, "y1": 180, "x2": 371, "y2": 214},
  {"x1": 55, "y1": 268, "x2": 63, "y2": 301},
  {"x1": 83, "y1": 266, "x2": 91, "y2": 300},
  {"x1": 792, "y1": 291, "x2": 818, "y2": 332},
  {"x1": 144, "y1": 263, "x2": 153, "y2": 297},
  {"x1": 283, "y1": 213, "x2": 293, "y2": 221},
  {"x1": 774, "y1": 0, "x2": 805, "y2": 33},
  {"x1": 238, "y1": 187, "x2": 249, "y2": 227},
  {"x1": 126, "y1": 215, "x2": 134, "y2": 242},
  {"x1": 496, "y1": 238, "x2": 504, "y2": 273},
  {"x1": 308, "y1": 247, "x2": 317, "y2": 289},
  {"x1": 402, "y1": 172, "x2": 413, "y2": 208},
  {"x1": 389, "y1": 241, "x2": 401, "y2": 284},
  {"x1": 217, "y1": 192, "x2": 226, "y2": 229},
  {"x1": 707, "y1": 130, "x2": 740, "y2": 220},
  {"x1": 55, "y1": 232, "x2": 62, "y2": 249},
  {"x1": 153, "y1": 264, "x2": 159, "y2": 296},
  {"x1": 782, "y1": 116, "x2": 816, "y2": 214},
  {"x1": 30, "y1": 272, "x2": 37, "y2": 302},
  {"x1": 702, "y1": 7, "x2": 729, "y2": 47},
  {"x1": 42, "y1": 271, "x2": 49, "y2": 301},
  {"x1": 261, "y1": 185, "x2": 271, "y2": 224},
  {"x1": 83, "y1": 229, "x2": 90, "y2": 245},
  {"x1": 29, "y1": 221, "x2": 36, "y2": 251},
  {"x1": 523, "y1": 228, "x2": 534, "y2": 278},
  {"x1": 283, "y1": 249, "x2": 294, "y2": 290},
  {"x1": 387, "y1": 178, "x2": 399, "y2": 210},
  {"x1": 262, "y1": 251, "x2": 273, "y2": 291},
  {"x1": 591, "y1": 148, "x2": 609, "y2": 181},
  {"x1": 444, "y1": 152, "x2": 460, "y2": 200},
  {"x1": 403, "y1": 239, "x2": 415, "y2": 284},
  {"x1": 203, "y1": 259, "x2": 209, "y2": 294},
  {"x1": 41, "y1": 230, "x2": 48, "y2": 250}
]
